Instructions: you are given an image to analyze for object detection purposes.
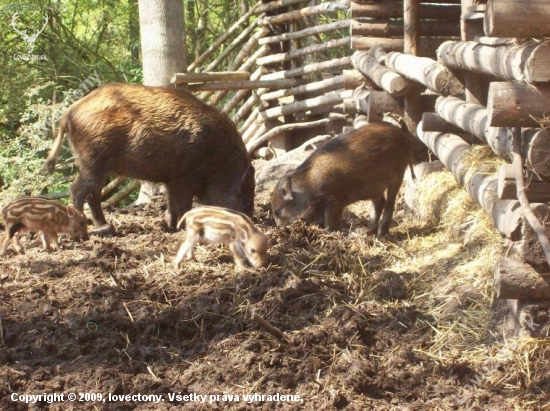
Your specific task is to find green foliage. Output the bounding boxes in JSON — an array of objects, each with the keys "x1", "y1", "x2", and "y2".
[{"x1": 0, "y1": 0, "x2": 269, "y2": 202}]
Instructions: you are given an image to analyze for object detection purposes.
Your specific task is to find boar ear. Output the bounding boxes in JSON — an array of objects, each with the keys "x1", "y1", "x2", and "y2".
[
  {"x1": 239, "y1": 165, "x2": 255, "y2": 190},
  {"x1": 278, "y1": 176, "x2": 293, "y2": 201},
  {"x1": 66, "y1": 204, "x2": 76, "y2": 218}
]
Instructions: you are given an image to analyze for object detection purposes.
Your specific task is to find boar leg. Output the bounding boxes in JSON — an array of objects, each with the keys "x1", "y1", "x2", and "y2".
[
  {"x1": 165, "y1": 182, "x2": 195, "y2": 229},
  {"x1": 368, "y1": 196, "x2": 386, "y2": 233},
  {"x1": 323, "y1": 204, "x2": 344, "y2": 231},
  {"x1": 377, "y1": 184, "x2": 400, "y2": 239},
  {"x1": 71, "y1": 171, "x2": 108, "y2": 226}
]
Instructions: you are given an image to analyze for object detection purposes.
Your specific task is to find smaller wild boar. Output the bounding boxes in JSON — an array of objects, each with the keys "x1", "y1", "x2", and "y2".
[
  {"x1": 174, "y1": 206, "x2": 268, "y2": 269},
  {"x1": 1, "y1": 197, "x2": 89, "y2": 256},
  {"x1": 271, "y1": 122, "x2": 414, "y2": 238}
]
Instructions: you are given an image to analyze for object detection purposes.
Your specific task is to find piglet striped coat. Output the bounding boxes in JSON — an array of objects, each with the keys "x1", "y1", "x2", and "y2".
[{"x1": 174, "y1": 206, "x2": 267, "y2": 269}]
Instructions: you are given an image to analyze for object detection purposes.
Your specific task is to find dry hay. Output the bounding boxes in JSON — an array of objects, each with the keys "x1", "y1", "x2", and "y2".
[{"x1": 0, "y1": 159, "x2": 549, "y2": 410}]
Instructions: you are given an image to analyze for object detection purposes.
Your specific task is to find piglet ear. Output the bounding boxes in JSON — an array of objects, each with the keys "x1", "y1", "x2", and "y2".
[
  {"x1": 279, "y1": 176, "x2": 293, "y2": 201},
  {"x1": 66, "y1": 204, "x2": 76, "y2": 218}
]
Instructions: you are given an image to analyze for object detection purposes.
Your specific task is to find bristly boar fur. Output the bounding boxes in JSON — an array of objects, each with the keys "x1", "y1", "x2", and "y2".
[
  {"x1": 46, "y1": 83, "x2": 255, "y2": 230},
  {"x1": 1, "y1": 197, "x2": 89, "y2": 256},
  {"x1": 271, "y1": 122, "x2": 415, "y2": 238}
]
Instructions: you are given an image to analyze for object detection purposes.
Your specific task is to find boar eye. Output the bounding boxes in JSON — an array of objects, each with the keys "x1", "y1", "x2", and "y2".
[{"x1": 250, "y1": 248, "x2": 257, "y2": 254}]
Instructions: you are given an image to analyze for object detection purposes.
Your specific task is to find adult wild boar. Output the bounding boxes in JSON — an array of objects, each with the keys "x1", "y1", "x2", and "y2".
[
  {"x1": 271, "y1": 122, "x2": 414, "y2": 238},
  {"x1": 46, "y1": 83, "x2": 255, "y2": 230}
]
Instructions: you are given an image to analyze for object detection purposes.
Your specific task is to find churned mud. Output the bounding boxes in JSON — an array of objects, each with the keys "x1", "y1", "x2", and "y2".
[{"x1": 0, "y1": 193, "x2": 548, "y2": 410}]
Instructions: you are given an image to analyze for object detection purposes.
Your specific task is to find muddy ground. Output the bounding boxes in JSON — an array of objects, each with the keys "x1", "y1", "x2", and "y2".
[{"x1": 0, "y1": 192, "x2": 549, "y2": 410}]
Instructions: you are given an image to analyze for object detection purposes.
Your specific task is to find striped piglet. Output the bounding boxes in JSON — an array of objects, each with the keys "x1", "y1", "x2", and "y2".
[
  {"x1": 1, "y1": 197, "x2": 89, "y2": 256},
  {"x1": 174, "y1": 206, "x2": 267, "y2": 269}
]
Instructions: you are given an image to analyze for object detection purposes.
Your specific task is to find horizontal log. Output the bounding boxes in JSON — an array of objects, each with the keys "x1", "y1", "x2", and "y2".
[
  {"x1": 385, "y1": 52, "x2": 464, "y2": 96},
  {"x1": 352, "y1": 51, "x2": 411, "y2": 96},
  {"x1": 343, "y1": 69, "x2": 369, "y2": 90},
  {"x1": 259, "y1": 20, "x2": 349, "y2": 45},
  {"x1": 254, "y1": 0, "x2": 307, "y2": 14},
  {"x1": 353, "y1": 88, "x2": 402, "y2": 123},
  {"x1": 257, "y1": 37, "x2": 349, "y2": 66},
  {"x1": 416, "y1": 126, "x2": 522, "y2": 239},
  {"x1": 350, "y1": 1, "x2": 461, "y2": 20},
  {"x1": 498, "y1": 163, "x2": 550, "y2": 202},
  {"x1": 172, "y1": 71, "x2": 250, "y2": 85},
  {"x1": 351, "y1": 19, "x2": 459, "y2": 38},
  {"x1": 351, "y1": 37, "x2": 404, "y2": 52},
  {"x1": 484, "y1": 0, "x2": 550, "y2": 38},
  {"x1": 434, "y1": 96, "x2": 512, "y2": 158},
  {"x1": 188, "y1": 79, "x2": 299, "y2": 92},
  {"x1": 437, "y1": 40, "x2": 550, "y2": 82},
  {"x1": 261, "y1": 74, "x2": 349, "y2": 102},
  {"x1": 350, "y1": 37, "x2": 453, "y2": 57},
  {"x1": 526, "y1": 128, "x2": 550, "y2": 179},
  {"x1": 261, "y1": 3, "x2": 348, "y2": 25},
  {"x1": 495, "y1": 258, "x2": 550, "y2": 300},
  {"x1": 259, "y1": 89, "x2": 353, "y2": 120},
  {"x1": 246, "y1": 118, "x2": 330, "y2": 154},
  {"x1": 487, "y1": 82, "x2": 550, "y2": 128},
  {"x1": 261, "y1": 56, "x2": 352, "y2": 80},
  {"x1": 421, "y1": 112, "x2": 466, "y2": 135}
]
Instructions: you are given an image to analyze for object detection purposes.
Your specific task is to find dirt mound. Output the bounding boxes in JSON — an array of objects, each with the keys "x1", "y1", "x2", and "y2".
[{"x1": 0, "y1": 196, "x2": 547, "y2": 410}]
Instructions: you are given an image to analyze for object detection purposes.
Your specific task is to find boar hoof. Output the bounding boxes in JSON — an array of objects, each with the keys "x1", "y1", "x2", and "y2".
[{"x1": 90, "y1": 223, "x2": 116, "y2": 237}]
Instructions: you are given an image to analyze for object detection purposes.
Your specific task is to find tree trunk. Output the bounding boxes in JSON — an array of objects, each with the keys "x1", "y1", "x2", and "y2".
[{"x1": 136, "y1": 0, "x2": 186, "y2": 205}]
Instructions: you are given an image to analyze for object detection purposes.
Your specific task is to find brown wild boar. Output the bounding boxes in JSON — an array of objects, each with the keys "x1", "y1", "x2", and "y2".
[
  {"x1": 271, "y1": 122, "x2": 414, "y2": 238},
  {"x1": 46, "y1": 83, "x2": 255, "y2": 231},
  {"x1": 1, "y1": 197, "x2": 89, "y2": 256},
  {"x1": 174, "y1": 206, "x2": 268, "y2": 269}
]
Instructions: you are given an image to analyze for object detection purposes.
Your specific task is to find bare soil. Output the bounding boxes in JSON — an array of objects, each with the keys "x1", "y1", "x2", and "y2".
[{"x1": 0, "y1": 196, "x2": 548, "y2": 410}]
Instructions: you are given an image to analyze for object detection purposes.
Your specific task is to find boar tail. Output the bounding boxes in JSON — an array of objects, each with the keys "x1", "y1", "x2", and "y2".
[
  {"x1": 409, "y1": 161, "x2": 416, "y2": 181},
  {"x1": 45, "y1": 114, "x2": 68, "y2": 174}
]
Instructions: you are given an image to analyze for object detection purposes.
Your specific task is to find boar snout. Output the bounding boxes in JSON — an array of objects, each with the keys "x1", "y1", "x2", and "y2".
[
  {"x1": 245, "y1": 232, "x2": 268, "y2": 268},
  {"x1": 271, "y1": 175, "x2": 313, "y2": 227}
]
